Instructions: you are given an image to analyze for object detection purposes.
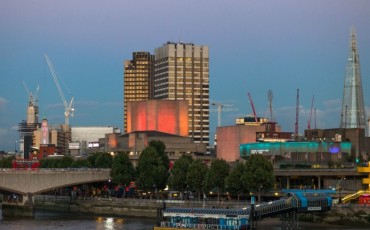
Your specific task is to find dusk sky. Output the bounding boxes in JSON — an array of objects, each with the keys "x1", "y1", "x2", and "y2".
[{"x1": 1, "y1": 0, "x2": 370, "y2": 151}]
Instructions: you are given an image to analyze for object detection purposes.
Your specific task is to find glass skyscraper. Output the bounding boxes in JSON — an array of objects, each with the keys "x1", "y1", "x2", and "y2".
[{"x1": 340, "y1": 28, "x2": 366, "y2": 132}]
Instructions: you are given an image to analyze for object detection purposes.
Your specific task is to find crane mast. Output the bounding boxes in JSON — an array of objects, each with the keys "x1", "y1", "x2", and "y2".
[
  {"x1": 44, "y1": 54, "x2": 74, "y2": 127},
  {"x1": 247, "y1": 92, "x2": 258, "y2": 123},
  {"x1": 295, "y1": 89, "x2": 299, "y2": 139},
  {"x1": 307, "y1": 95, "x2": 314, "y2": 129}
]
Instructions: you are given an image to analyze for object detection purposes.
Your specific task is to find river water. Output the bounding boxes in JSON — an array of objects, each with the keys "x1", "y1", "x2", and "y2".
[
  {"x1": 0, "y1": 210, "x2": 155, "y2": 230},
  {"x1": 0, "y1": 210, "x2": 368, "y2": 230}
]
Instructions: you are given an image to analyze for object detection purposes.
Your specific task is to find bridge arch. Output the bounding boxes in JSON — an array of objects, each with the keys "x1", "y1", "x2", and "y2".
[{"x1": 0, "y1": 168, "x2": 111, "y2": 195}]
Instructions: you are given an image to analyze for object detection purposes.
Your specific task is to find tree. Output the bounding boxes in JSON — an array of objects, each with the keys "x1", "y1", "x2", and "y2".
[
  {"x1": 57, "y1": 156, "x2": 74, "y2": 168},
  {"x1": 136, "y1": 147, "x2": 168, "y2": 192},
  {"x1": 205, "y1": 159, "x2": 229, "y2": 202},
  {"x1": 149, "y1": 140, "x2": 170, "y2": 171},
  {"x1": 186, "y1": 159, "x2": 208, "y2": 200},
  {"x1": 95, "y1": 152, "x2": 113, "y2": 168},
  {"x1": 0, "y1": 156, "x2": 14, "y2": 168},
  {"x1": 169, "y1": 154, "x2": 193, "y2": 194},
  {"x1": 226, "y1": 162, "x2": 245, "y2": 201},
  {"x1": 86, "y1": 152, "x2": 101, "y2": 167},
  {"x1": 71, "y1": 158, "x2": 92, "y2": 168},
  {"x1": 111, "y1": 152, "x2": 135, "y2": 186},
  {"x1": 242, "y1": 154, "x2": 274, "y2": 203}
]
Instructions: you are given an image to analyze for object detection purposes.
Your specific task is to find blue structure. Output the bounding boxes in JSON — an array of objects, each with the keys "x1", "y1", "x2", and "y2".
[
  {"x1": 156, "y1": 191, "x2": 332, "y2": 229},
  {"x1": 240, "y1": 141, "x2": 351, "y2": 158}
]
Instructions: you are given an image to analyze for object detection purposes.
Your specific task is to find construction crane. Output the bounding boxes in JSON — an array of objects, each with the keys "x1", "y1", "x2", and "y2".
[
  {"x1": 44, "y1": 54, "x2": 75, "y2": 127},
  {"x1": 307, "y1": 95, "x2": 314, "y2": 129},
  {"x1": 295, "y1": 89, "x2": 299, "y2": 139},
  {"x1": 211, "y1": 102, "x2": 237, "y2": 127},
  {"x1": 267, "y1": 90, "x2": 274, "y2": 122},
  {"x1": 22, "y1": 81, "x2": 39, "y2": 108},
  {"x1": 247, "y1": 92, "x2": 258, "y2": 123}
]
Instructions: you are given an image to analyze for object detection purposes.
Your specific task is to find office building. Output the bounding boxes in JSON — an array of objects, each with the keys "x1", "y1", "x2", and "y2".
[
  {"x1": 123, "y1": 52, "x2": 154, "y2": 133},
  {"x1": 154, "y1": 42, "x2": 210, "y2": 145}
]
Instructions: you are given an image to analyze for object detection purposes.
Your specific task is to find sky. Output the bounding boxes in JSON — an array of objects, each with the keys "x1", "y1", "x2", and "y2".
[{"x1": 1, "y1": 0, "x2": 370, "y2": 151}]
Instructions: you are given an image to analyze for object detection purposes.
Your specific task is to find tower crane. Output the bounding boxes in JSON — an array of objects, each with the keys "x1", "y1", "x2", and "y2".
[
  {"x1": 307, "y1": 95, "x2": 314, "y2": 129},
  {"x1": 295, "y1": 89, "x2": 299, "y2": 139},
  {"x1": 247, "y1": 92, "x2": 258, "y2": 123},
  {"x1": 22, "y1": 81, "x2": 40, "y2": 108},
  {"x1": 211, "y1": 102, "x2": 237, "y2": 127},
  {"x1": 44, "y1": 54, "x2": 75, "y2": 127}
]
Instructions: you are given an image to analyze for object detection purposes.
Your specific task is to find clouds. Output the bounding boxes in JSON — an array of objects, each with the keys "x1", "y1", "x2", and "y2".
[{"x1": 0, "y1": 97, "x2": 8, "y2": 111}]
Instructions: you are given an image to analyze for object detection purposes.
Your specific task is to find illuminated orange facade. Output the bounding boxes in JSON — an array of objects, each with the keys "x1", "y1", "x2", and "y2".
[{"x1": 127, "y1": 100, "x2": 188, "y2": 137}]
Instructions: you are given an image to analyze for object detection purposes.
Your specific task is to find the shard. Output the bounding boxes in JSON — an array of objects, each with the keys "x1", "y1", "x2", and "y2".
[{"x1": 340, "y1": 27, "x2": 366, "y2": 131}]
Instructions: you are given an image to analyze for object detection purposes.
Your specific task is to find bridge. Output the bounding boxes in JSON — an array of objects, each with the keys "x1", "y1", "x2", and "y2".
[{"x1": 0, "y1": 168, "x2": 111, "y2": 217}]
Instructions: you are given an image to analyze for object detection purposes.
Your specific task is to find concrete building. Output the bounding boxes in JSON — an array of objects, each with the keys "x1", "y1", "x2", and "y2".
[
  {"x1": 154, "y1": 42, "x2": 210, "y2": 145},
  {"x1": 94, "y1": 131, "x2": 208, "y2": 167},
  {"x1": 126, "y1": 100, "x2": 188, "y2": 137},
  {"x1": 123, "y1": 52, "x2": 154, "y2": 133},
  {"x1": 70, "y1": 126, "x2": 120, "y2": 155},
  {"x1": 216, "y1": 125, "x2": 266, "y2": 162}
]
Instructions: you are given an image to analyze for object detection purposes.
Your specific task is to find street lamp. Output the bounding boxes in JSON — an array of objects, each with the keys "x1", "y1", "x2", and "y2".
[
  {"x1": 338, "y1": 177, "x2": 346, "y2": 204},
  {"x1": 14, "y1": 140, "x2": 18, "y2": 153}
]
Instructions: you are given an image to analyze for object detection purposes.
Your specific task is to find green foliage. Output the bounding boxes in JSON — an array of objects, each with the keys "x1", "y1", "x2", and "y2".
[
  {"x1": 186, "y1": 159, "x2": 208, "y2": 200},
  {"x1": 205, "y1": 159, "x2": 229, "y2": 201},
  {"x1": 0, "y1": 156, "x2": 14, "y2": 168},
  {"x1": 95, "y1": 152, "x2": 113, "y2": 168},
  {"x1": 242, "y1": 154, "x2": 274, "y2": 202},
  {"x1": 169, "y1": 154, "x2": 193, "y2": 191},
  {"x1": 39, "y1": 158, "x2": 58, "y2": 168},
  {"x1": 136, "y1": 147, "x2": 168, "y2": 191},
  {"x1": 111, "y1": 152, "x2": 135, "y2": 186},
  {"x1": 86, "y1": 152, "x2": 101, "y2": 167},
  {"x1": 149, "y1": 140, "x2": 170, "y2": 171},
  {"x1": 71, "y1": 158, "x2": 92, "y2": 168},
  {"x1": 226, "y1": 162, "x2": 245, "y2": 201},
  {"x1": 57, "y1": 156, "x2": 74, "y2": 168}
]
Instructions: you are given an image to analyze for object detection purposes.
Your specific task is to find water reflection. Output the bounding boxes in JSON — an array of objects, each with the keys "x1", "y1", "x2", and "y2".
[{"x1": 0, "y1": 210, "x2": 155, "y2": 230}]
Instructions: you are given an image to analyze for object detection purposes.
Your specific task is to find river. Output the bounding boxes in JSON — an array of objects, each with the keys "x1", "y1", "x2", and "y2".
[
  {"x1": 0, "y1": 209, "x2": 155, "y2": 230},
  {"x1": 0, "y1": 209, "x2": 368, "y2": 230}
]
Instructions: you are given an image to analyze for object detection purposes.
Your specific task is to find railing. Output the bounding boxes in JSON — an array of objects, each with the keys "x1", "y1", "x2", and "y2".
[{"x1": 159, "y1": 221, "x2": 244, "y2": 230}]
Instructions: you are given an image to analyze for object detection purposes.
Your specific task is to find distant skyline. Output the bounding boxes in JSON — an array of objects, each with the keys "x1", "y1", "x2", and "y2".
[{"x1": 1, "y1": 0, "x2": 370, "y2": 151}]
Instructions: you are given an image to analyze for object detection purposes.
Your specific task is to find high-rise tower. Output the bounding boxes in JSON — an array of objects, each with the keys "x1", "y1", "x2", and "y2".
[
  {"x1": 340, "y1": 27, "x2": 366, "y2": 131},
  {"x1": 154, "y1": 42, "x2": 210, "y2": 145},
  {"x1": 123, "y1": 52, "x2": 154, "y2": 133}
]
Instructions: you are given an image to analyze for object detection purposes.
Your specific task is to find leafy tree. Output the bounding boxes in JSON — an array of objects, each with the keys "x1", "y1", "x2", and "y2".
[
  {"x1": 186, "y1": 159, "x2": 208, "y2": 200},
  {"x1": 86, "y1": 152, "x2": 101, "y2": 167},
  {"x1": 136, "y1": 147, "x2": 168, "y2": 192},
  {"x1": 149, "y1": 140, "x2": 170, "y2": 171},
  {"x1": 57, "y1": 156, "x2": 74, "y2": 168},
  {"x1": 111, "y1": 152, "x2": 135, "y2": 186},
  {"x1": 71, "y1": 158, "x2": 92, "y2": 168},
  {"x1": 205, "y1": 159, "x2": 229, "y2": 202},
  {"x1": 226, "y1": 162, "x2": 245, "y2": 201},
  {"x1": 95, "y1": 152, "x2": 113, "y2": 168},
  {"x1": 0, "y1": 156, "x2": 14, "y2": 168},
  {"x1": 242, "y1": 154, "x2": 274, "y2": 203},
  {"x1": 169, "y1": 154, "x2": 193, "y2": 193}
]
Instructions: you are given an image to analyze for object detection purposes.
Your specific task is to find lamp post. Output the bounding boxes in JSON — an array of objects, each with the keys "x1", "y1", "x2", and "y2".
[
  {"x1": 338, "y1": 177, "x2": 346, "y2": 204},
  {"x1": 14, "y1": 140, "x2": 18, "y2": 153}
]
